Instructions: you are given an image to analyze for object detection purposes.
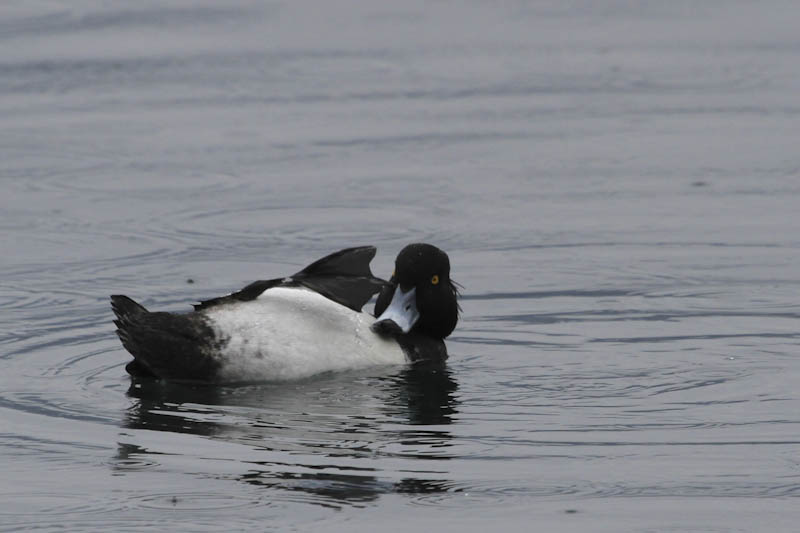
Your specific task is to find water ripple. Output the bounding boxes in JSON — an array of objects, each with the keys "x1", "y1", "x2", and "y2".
[{"x1": 2, "y1": 0, "x2": 800, "y2": 528}]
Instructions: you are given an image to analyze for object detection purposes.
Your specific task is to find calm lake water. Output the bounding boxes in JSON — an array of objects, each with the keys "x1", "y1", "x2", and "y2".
[{"x1": 2, "y1": 1, "x2": 800, "y2": 531}]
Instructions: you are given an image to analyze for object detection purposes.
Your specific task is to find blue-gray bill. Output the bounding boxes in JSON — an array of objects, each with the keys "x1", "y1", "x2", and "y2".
[{"x1": 372, "y1": 287, "x2": 419, "y2": 334}]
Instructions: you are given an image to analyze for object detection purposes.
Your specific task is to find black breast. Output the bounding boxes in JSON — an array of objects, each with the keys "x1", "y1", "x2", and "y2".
[{"x1": 395, "y1": 334, "x2": 448, "y2": 364}]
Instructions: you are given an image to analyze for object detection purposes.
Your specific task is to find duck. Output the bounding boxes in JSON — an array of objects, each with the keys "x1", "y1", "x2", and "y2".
[{"x1": 111, "y1": 243, "x2": 459, "y2": 383}]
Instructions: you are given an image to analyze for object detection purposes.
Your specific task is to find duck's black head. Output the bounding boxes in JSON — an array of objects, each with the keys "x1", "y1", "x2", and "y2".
[{"x1": 372, "y1": 243, "x2": 460, "y2": 340}]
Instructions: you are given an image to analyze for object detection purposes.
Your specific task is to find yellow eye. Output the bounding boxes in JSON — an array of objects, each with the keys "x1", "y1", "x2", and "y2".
[{"x1": 431, "y1": 274, "x2": 439, "y2": 285}]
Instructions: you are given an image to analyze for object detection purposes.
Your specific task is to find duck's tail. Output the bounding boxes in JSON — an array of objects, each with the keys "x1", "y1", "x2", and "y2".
[
  {"x1": 110, "y1": 295, "x2": 220, "y2": 381},
  {"x1": 111, "y1": 295, "x2": 157, "y2": 377},
  {"x1": 111, "y1": 293, "x2": 148, "y2": 325}
]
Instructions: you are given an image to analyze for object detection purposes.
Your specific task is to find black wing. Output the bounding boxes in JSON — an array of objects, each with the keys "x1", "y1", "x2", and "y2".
[{"x1": 194, "y1": 246, "x2": 388, "y2": 313}]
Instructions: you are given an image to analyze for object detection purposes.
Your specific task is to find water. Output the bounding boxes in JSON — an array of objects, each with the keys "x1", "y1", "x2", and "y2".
[{"x1": 2, "y1": 1, "x2": 800, "y2": 530}]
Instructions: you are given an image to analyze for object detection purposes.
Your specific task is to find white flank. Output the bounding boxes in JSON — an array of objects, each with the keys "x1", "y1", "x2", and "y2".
[{"x1": 203, "y1": 287, "x2": 407, "y2": 382}]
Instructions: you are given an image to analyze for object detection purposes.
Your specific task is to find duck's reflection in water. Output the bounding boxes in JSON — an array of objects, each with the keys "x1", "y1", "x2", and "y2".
[{"x1": 117, "y1": 363, "x2": 459, "y2": 506}]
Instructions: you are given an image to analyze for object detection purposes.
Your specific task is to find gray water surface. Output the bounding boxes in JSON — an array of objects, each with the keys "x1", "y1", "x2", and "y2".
[{"x1": 2, "y1": 1, "x2": 800, "y2": 531}]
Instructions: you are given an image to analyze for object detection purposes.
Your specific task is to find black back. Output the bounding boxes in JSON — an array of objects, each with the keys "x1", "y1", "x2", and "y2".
[{"x1": 194, "y1": 246, "x2": 387, "y2": 312}]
